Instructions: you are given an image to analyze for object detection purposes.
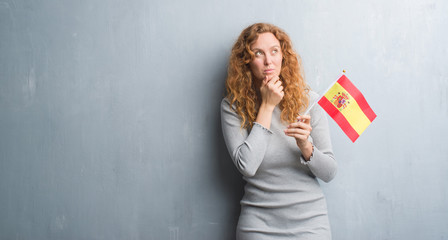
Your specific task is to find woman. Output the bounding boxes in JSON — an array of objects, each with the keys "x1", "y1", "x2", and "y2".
[{"x1": 221, "y1": 23, "x2": 337, "y2": 240}]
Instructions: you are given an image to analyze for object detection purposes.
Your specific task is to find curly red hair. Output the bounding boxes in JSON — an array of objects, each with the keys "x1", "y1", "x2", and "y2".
[{"x1": 225, "y1": 23, "x2": 309, "y2": 128}]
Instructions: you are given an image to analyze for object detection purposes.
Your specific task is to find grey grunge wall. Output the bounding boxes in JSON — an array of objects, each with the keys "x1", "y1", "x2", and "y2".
[{"x1": 1, "y1": 0, "x2": 447, "y2": 239}]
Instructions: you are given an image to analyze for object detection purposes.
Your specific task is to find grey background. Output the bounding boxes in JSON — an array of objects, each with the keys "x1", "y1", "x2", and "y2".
[{"x1": 1, "y1": 0, "x2": 448, "y2": 239}]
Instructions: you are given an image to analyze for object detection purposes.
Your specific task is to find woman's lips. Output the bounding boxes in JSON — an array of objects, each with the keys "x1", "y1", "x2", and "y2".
[{"x1": 264, "y1": 69, "x2": 275, "y2": 74}]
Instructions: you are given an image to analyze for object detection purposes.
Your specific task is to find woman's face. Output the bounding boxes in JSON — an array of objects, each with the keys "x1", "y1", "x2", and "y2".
[{"x1": 249, "y1": 32, "x2": 283, "y2": 82}]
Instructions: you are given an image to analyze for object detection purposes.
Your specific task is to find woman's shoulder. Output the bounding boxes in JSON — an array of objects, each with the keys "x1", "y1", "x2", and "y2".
[
  {"x1": 221, "y1": 97, "x2": 237, "y2": 113},
  {"x1": 221, "y1": 97, "x2": 230, "y2": 104},
  {"x1": 221, "y1": 97, "x2": 232, "y2": 109}
]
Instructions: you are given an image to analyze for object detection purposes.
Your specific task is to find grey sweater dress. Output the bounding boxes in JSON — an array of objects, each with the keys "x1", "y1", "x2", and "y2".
[{"x1": 221, "y1": 91, "x2": 337, "y2": 240}]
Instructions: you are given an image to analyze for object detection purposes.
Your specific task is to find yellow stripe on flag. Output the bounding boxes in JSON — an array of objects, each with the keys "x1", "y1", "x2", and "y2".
[{"x1": 324, "y1": 82, "x2": 372, "y2": 135}]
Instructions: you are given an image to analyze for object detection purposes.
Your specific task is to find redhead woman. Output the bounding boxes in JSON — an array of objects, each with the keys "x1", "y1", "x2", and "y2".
[{"x1": 221, "y1": 23, "x2": 337, "y2": 240}]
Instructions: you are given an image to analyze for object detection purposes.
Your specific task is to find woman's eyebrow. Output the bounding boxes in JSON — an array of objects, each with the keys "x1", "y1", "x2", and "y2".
[{"x1": 251, "y1": 45, "x2": 280, "y2": 51}]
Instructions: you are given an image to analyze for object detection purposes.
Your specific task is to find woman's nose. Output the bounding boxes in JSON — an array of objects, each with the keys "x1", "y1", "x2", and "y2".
[{"x1": 264, "y1": 55, "x2": 272, "y2": 65}]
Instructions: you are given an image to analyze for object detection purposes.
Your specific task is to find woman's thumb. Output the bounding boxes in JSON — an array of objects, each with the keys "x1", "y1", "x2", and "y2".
[{"x1": 263, "y1": 75, "x2": 270, "y2": 85}]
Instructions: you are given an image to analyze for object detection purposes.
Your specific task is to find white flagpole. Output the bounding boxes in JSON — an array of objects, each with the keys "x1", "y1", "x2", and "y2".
[{"x1": 303, "y1": 99, "x2": 318, "y2": 116}]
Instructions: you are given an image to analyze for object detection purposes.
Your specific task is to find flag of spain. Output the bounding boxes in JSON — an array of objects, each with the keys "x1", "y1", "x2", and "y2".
[{"x1": 318, "y1": 75, "x2": 376, "y2": 142}]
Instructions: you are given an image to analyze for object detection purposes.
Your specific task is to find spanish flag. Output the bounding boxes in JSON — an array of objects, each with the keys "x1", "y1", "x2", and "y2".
[{"x1": 318, "y1": 75, "x2": 376, "y2": 142}]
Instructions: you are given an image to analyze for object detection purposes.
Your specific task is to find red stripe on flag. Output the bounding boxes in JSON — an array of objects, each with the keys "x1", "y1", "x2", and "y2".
[
  {"x1": 337, "y1": 75, "x2": 377, "y2": 122},
  {"x1": 318, "y1": 96, "x2": 360, "y2": 142}
]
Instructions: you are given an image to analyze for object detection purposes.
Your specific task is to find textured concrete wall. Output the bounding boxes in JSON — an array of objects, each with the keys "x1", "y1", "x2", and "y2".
[{"x1": 1, "y1": 0, "x2": 447, "y2": 239}]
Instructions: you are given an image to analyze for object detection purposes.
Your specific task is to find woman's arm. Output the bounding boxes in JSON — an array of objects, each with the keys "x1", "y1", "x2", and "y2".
[
  {"x1": 220, "y1": 98, "x2": 273, "y2": 177},
  {"x1": 221, "y1": 75, "x2": 284, "y2": 177},
  {"x1": 284, "y1": 92, "x2": 337, "y2": 182},
  {"x1": 303, "y1": 103, "x2": 338, "y2": 183}
]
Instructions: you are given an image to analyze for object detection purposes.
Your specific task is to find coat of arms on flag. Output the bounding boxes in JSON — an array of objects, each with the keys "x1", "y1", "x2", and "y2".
[
  {"x1": 317, "y1": 74, "x2": 376, "y2": 142},
  {"x1": 331, "y1": 91, "x2": 350, "y2": 110}
]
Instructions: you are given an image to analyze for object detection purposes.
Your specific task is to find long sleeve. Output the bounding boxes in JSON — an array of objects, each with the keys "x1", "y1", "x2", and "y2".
[
  {"x1": 220, "y1": 98, "x2": 273, "y2": 177},
  {"x1": 300, "y1": 92, "x2": 338, "y2": 183}
]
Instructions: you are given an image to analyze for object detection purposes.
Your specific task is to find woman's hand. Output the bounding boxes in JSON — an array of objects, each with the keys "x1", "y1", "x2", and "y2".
[
  {"x1": 255, "y1": 75, "x2": 284, "y2": 129},
  {"x1": 259, "y1": 75, "x2": 284, "y2": 108},
  {"x1": 284, "y1": 115, "x2": 314, "y2": 161}
]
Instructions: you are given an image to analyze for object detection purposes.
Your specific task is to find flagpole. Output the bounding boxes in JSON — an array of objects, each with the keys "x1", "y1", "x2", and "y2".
[{"x1": 303, "y1": 100, "x2": 318, "y2": 116}]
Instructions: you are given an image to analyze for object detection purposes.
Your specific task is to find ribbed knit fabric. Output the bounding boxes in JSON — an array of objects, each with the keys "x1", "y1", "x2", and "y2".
[{"x1": 221, "y1": 91, "x2": 337, "y2": 240}]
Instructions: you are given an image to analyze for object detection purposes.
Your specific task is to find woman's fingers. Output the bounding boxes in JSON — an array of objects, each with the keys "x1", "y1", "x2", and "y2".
[
  {"x1": 260, "y1": 75, "x2": 284, "y2": 106},
  {"x1": 284, "y1": 130, "x2": 310, "y2": 142},
  {"x1": 263, "y1": 75, "x2": 270, "y2": 85},
  {"x1": 297, "y1": 115, "x2": 311, "y2": 124},
  {"x1": 270, "y1": 77, "x2": 283, "y2": 92},
  {"x1": 284, "y1": 115, "x2": 312, "y2": 141},
  {"x1": 288, "y1": 121, "x2": 312, "y2": 132},
  {"x1": 285, "y1": 115, "x2": 313, "y2": 150},
  {"x1": 286, "y1": 134, "x2": 309, "y2": 141},
  {"x1": 265, "y1": 76, "x2": 283, "y2": 94},
  {"x1": 273, "y1": 78, "x2": 282, "y2": 88},
  {"x1": 284, "y1": 128, "x2": 309, "y2": 136},
  {"x1": 266, "y1": 76, "x2": 279, "y2": 87}
]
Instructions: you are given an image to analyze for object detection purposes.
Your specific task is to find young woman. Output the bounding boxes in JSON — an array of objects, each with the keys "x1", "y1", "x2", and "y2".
[{"x1": 221, "y1": 23, "x2": 337, "y2": 240}]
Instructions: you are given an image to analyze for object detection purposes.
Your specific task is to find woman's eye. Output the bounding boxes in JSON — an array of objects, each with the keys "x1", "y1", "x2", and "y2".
[
  {"x1": 255, "y1": 51, "x2": 263, "y2": 56},
  {"x1": 272, "y1": 49, "x2": 278, "y2": 54}
]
